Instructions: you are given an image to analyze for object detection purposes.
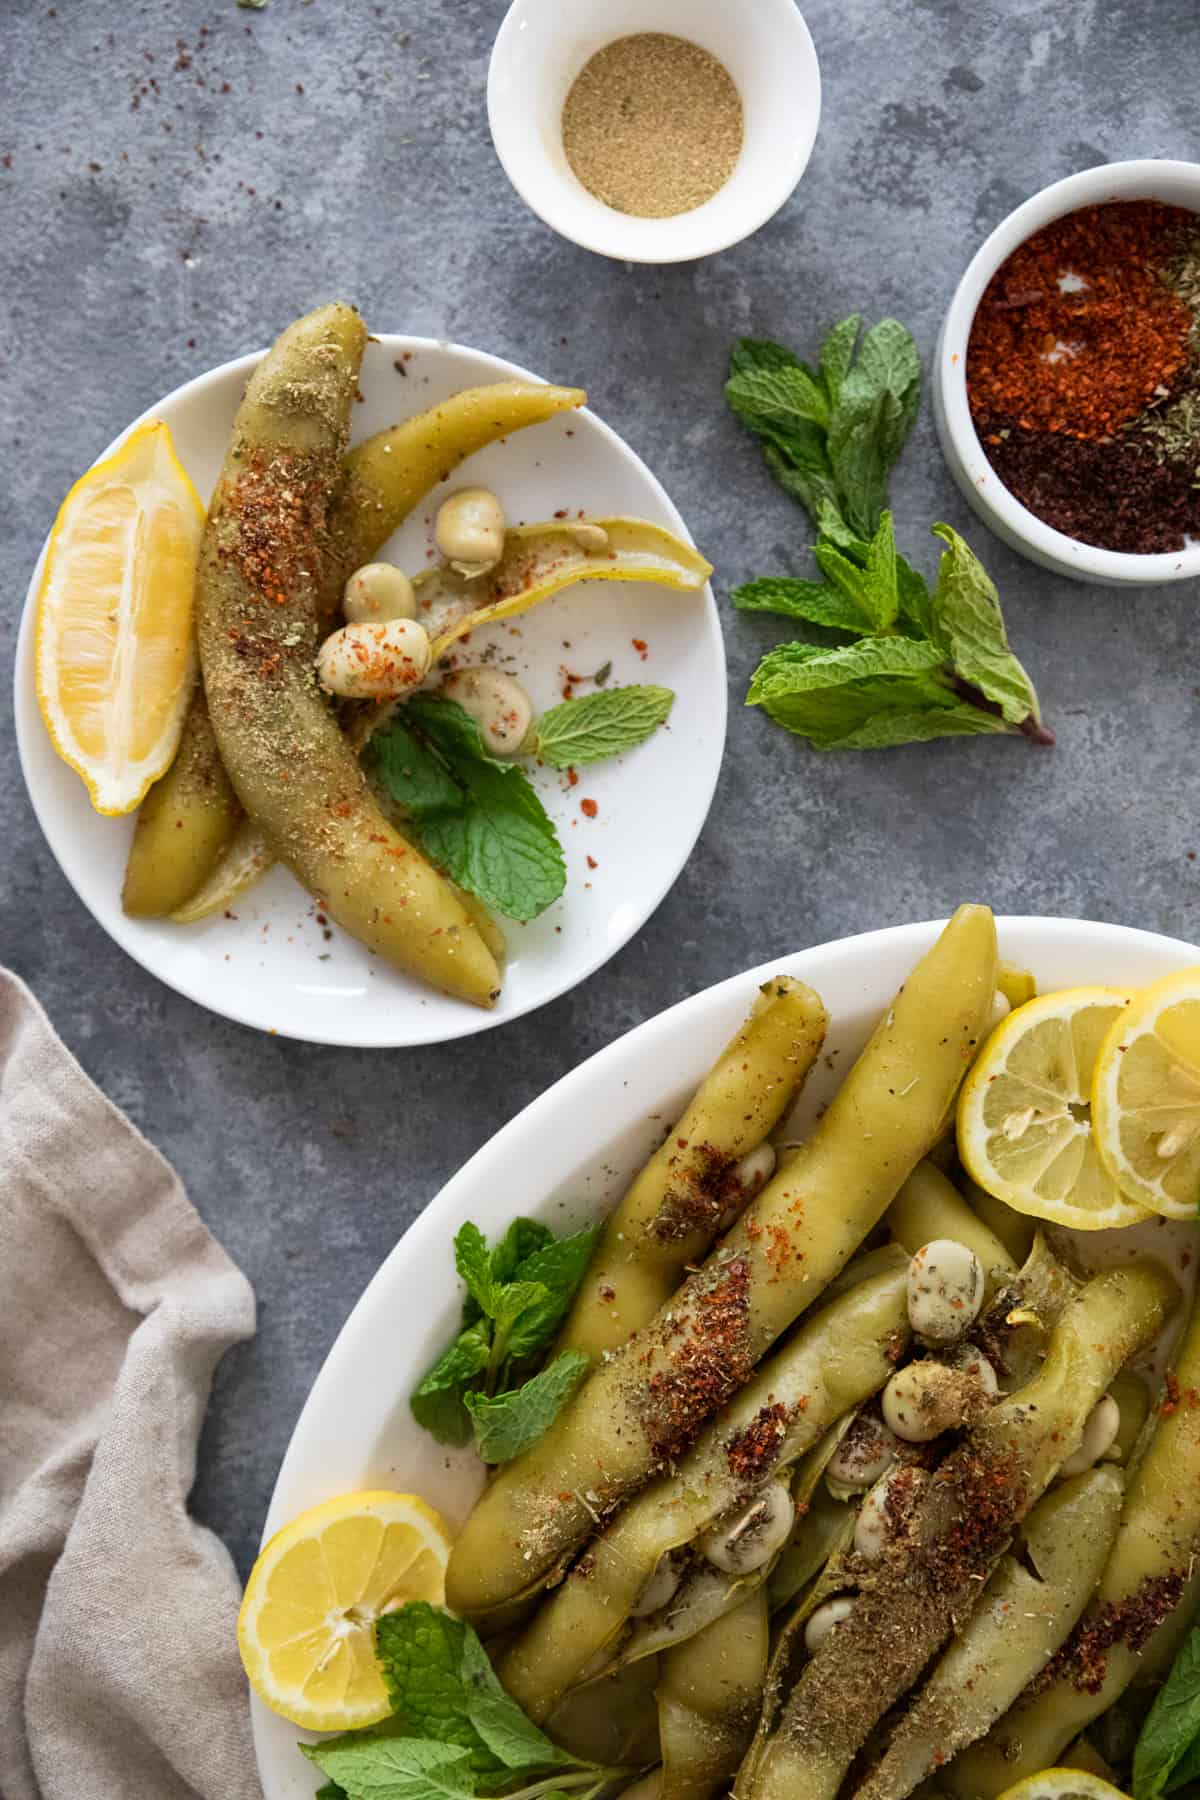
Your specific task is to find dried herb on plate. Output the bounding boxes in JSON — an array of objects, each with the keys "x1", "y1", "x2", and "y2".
[{"x1": 727, "y1": 317, "x2": 1051, "y2": 751}]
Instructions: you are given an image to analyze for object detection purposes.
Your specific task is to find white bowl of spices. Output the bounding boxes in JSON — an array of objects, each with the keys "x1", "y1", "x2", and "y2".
[
  {"x1": 487, "y1": 0, "x2": 821, "y2": 264},
  {"x1": 934, "y1": 158, "x2": 1200, "y2": 586}
]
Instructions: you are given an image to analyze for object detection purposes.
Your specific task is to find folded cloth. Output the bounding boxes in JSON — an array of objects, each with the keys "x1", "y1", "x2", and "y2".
[{"x1": 0, "y1": 969, "x2": 259, "y2": 1800}]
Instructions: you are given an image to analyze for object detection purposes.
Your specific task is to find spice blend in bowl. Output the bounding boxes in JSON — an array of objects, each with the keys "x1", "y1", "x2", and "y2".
[
  {"x1": 561, "y1": 33, "x2": 744, "y2": 220},
  {"x1": 967, "y1": 200, "x2": 1200, "y2": 553}
]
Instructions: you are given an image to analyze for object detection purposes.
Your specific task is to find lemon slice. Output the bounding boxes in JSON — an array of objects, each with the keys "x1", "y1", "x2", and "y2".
[
  {"x1": 1092, "y1": 967, "x2": 1200, "y2": 1219},
  {"x1": 958, "y1": 988, "x2": 1152, "y2": 1231},
  {"x1": 996, "y1": 1772, "x2": 1130, "y2": 1800},
  {"x1": 237, "y1": 1489, "x2": 451, "y2": 1730},
  {"x1": 35, "y1": 418, "x2": 203, "y2": 815}
]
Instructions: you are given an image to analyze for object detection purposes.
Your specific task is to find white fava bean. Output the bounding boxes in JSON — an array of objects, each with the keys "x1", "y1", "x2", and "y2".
[
  {"x1": 827, "y1": 1414, "x2": 900, "y2": 1492},
  {"x1": 435, "y1": 486, "x2": 507, "y2": 578},
  {"x1": 716, "y1": 1143, "x2": 777, "y2": 1232},
  {"x1": 316, "y1": 619, "x2": 432, "y2": 700},
  {"x1": 1060, "y1": 1394, "x2": 1121, "y2": 1477},
  {"x1": 987, "y1": 989, "x2": 1012, "y2": 1032},
  {"x1": 804, "y1": 1596, "x2": 855, "y2": 1654},
  {"x1": 699, "y1": 1481, "x2": 794, "y2": 1575},
  {"x1": 948, "y1": 1342, "x2": 1000, "y2": 1398},
  {"x1": 571, "y1": 522, "x2": 610, "y2": 553},
  {"x1": 441, "y1": 668, "x2": 535, "y2": 757},
  {"x1": 629, "y1": 1551, "x2": 684, "y2": 1619},
  {"x1": 342, "y1": 561, "x2": 417, "y2": 624},
  {"x1": 855, "y1": 1465, "x2": 917, "y2": 1560},
  {"x1": 906, "y1": 1239, "x2": 985, "y2": 1344},
  {"x1": 882, "y1": 1361, "x2": 981, "y2": 1444}
]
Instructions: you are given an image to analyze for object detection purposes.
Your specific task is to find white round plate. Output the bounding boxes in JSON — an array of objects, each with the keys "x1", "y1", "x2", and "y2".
[
  {"x1": 14, "y1": 336, "x2": 724, "y2": 1047},
  {"x1": 251, "y1": 913, "x2": 1200, "y2": 1798}
]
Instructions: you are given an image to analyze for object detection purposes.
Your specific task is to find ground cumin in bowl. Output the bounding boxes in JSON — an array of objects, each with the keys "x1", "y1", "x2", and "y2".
[
  {"x1": 487, "y1": 0, "x2": 821, "y2": 265},
  {"x1": 934, "y1": 160, "x2": 1200, "y2": 587}
]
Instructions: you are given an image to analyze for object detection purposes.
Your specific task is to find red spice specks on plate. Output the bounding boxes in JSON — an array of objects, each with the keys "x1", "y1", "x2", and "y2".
[{"x1": 580, "y1": 798, "x2": 598, "y2": 818}]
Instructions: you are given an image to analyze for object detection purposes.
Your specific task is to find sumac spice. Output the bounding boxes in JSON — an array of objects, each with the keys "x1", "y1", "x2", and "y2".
[{"x1": 967, "y1": 199, "x2": 1200, "y2": 553}]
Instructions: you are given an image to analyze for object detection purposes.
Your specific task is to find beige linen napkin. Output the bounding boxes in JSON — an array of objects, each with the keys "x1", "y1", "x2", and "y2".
[{"x1": 0, "y1": 968, "x2": 260, "y2": 1800}]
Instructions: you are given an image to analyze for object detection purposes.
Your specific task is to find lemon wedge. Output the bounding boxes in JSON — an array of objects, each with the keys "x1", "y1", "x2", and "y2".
[
  {"x1": 996, "y1": 1771, "x2": 1131, "y2": 1800},
  {"x1": 1092, "y1": 967, "x2": 1200, "y2": 1219},
  {"x1": 35, "y1": 418, "x2": 203, "y2": 815},
  {"x1": 237, "y1": 1489, "x2": 451, "y2": 1730},
  {"x1": 958, "y1": 987, "x2": 1151, "y2": 1231}
]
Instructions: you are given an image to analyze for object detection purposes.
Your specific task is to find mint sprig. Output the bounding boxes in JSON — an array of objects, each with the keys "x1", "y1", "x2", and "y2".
[
  {"x1": 303, "y1": 1605, "x2": 632, "y2": 1800},
  {"x1": 1133, "y1": 1623, "x2": 1200, "y2": 1798},
  {"x1": 410, "y1": 1218, "x2": 600, "y2": 1460},
  {"x1": 726, "y1": 319, "x2": 1051, "y2": 753},
  {"x1": 534, "y1": 685, "x2": 674, "y2": 768},
  {"x1": 368, "y1": 697, "x2": 565, "y2": 923}
]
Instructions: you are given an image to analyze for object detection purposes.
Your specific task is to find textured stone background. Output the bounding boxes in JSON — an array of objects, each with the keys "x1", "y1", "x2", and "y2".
[{"x1": 2, "y1": 0, "x2": 1198, "y2": 1579}]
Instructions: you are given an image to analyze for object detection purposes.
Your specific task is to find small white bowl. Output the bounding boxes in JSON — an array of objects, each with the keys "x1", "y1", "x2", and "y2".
[
  {"x1": 487, "y1": 0, "x2": 821, "y2": 265},
  {"x1": 934, "y1": 158, "x2": 1200, "y2": 588}
]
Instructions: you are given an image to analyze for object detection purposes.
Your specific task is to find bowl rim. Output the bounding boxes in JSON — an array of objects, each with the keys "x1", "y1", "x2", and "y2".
[
  {"x1": 486, "y1": 0, "x2": 822, "y2": 265},
  {"x1": 937, "y1": 157, "x2": 1200, "y2": 582}
]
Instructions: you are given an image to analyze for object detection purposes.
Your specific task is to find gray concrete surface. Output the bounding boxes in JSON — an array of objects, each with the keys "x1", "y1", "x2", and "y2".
[{"x1": 2, "y1": 0, "x2": 1198, "y2": 1580}]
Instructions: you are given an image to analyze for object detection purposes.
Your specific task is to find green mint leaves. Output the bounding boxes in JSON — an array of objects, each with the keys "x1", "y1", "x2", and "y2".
[
  {"x1": 534, "y1": 686, "x2": 674, "y2": 768},
  {"x1": 726, "y1": 318, "x2": 1050, "y2": 753},
  {"x1": 727, "y1": 317, "x2": 920, "y2": 540},
  {"x1": 369, "y1": 697, "x2": 564, "y2": 924},
  {"x1": 303, "y1": 1605, "x2": 625, "y2": 1800},
  {"x1": 368, "y1": 686, "x2": 675, "y2": 921},
  {"x1": 1134, "y1": 1624, "x2": 1200, "y2": 1798},
  {"x1": 410, "y1": 1217, "x2": 599, "y2": 1461}
]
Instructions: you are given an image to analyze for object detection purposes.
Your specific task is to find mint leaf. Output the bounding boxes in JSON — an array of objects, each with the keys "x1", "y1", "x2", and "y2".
[
  {"x1": 534, "y1": 686, "x2": 674, "y2": 768},
  {"x1": 315, "y1": 1783, "x2": 348, "y2": 1800},
  {"x1": 489, "y1": 1217, "x2": 555, "y2": 1285},
  {"x1": 731, "y1": 577, "x2": 870, "y2": 635},
  {"x1": 818, "y1": 314, "x2": 861, "y2": 409},
  {"x1": 929, "y1": 524, "x2": 1042, "y2": 728},
  {"x1": 465, "y1": 1351, "x2": 590, "y2": 1463},
  {"x1": 812, "y1": 514, "x2": 899, "y2": 633},
  {"x1": 730, "y1": 337, "x2": 819, "y2": 382},
  {"x1": 1134, "y1": 1625, "x2": 1200, "y2": 1799},
  {"x1": 746, "y1": 636, "x2": 1007, "y2": 751},
  {"x1": 488, "y1": 1279, "x2": 549, "y2": 1341},
  {"x1": 418, "y1": 762, "x2": 565, "y2": 923},
  {"x1": 369, "y1": 720, "x2": 465, "y2": 820},
  {"x1": 304, "y1": 1737, "x2": 474, "y2": 1800},
  {"x1": 369, "y1": 698, "x2": 566, "y2": 922},
  {"x1": 762, "y1": 442, "x2": 843, "y2": 526},
  {"x1": 827, "y1": 320, "x2": 921, "y2": 536},
  {"x1": 410, "y1": 1326, "x2": 490, "y2": 1446},
  {"x1": 371, "y1": 1605, "x2": 578, "y2": 1780},
  {"x1": 458, "y1": 1629, "x2": 576, "y2": 1773},
  {"x1": 503, "y1": 1224, "x2": 603, "y2": 1359},
  {"x1": 725, "y1": 360, "x2": 831, "y2": 435},
  {"x1": 814, "y1": 498, "x2": 868, "y2": 555},
  {"x1": 896, "y1": 553, "x2": 933, "y2": 639},
  {"x1": 454, "y1": 1222, "x2": 498, "y2": 1320}
]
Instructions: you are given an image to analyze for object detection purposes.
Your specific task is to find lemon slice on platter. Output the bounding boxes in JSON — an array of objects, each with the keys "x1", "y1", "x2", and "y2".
[
  {"x1": 1092, "y1": 967, "x2": 1200, "y2": 1220},
  {"x1": 35, "y1": 418, "x2": 203, "y2": 814},
  {"x1": 237, "y1": 1489, "x2": 451, "y2": 1730},
  {"x1": 996, "y1": 1772, "x2": 1131, "y2": 1800},
  {"x1": 958, "y1": 987, "x2": 1151, "y2": 1231}
]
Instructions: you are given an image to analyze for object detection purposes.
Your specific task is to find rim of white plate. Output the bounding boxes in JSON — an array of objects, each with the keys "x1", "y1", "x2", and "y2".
[{"x1": 14, "y1": 333, "x2": 726, "y2": 1048}]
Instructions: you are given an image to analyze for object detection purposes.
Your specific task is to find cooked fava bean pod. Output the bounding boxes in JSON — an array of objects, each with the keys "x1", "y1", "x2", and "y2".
[
  {"x1": 856, "y1": 1466, "x2": 1125, "y2": 1800},
  {"x1": 658, "y1": 1588, "x2": 769, "y2": 1800},
  {"x1": 417, "y1": 518, "x2": 713, "y2": 656},
  {"x1": 886, "y1": 1162, "x2": 1016, "y2": 1297},
  {"x1": 745, "y1": 1260, "x2": 1176, "y2": 1800},
  {"x1": 123, "y1": 377, "x2": 585, "y2": 917},
  {"x1": 945, "y1": 1295, "x2": 1200, "y2": 1796},
  {"x1": 445, "y1": 906, "x2": 999, "y2": 1620},
  {"x1": 558, "y1": 977, "x2": 828, "y2": 1361},
  {"x1": 497, "y1": 1252, "x2": 912, "y2": 1719},
  {"x1": 193, "y1": 305, "x2": 501, "y2": 1005}
]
